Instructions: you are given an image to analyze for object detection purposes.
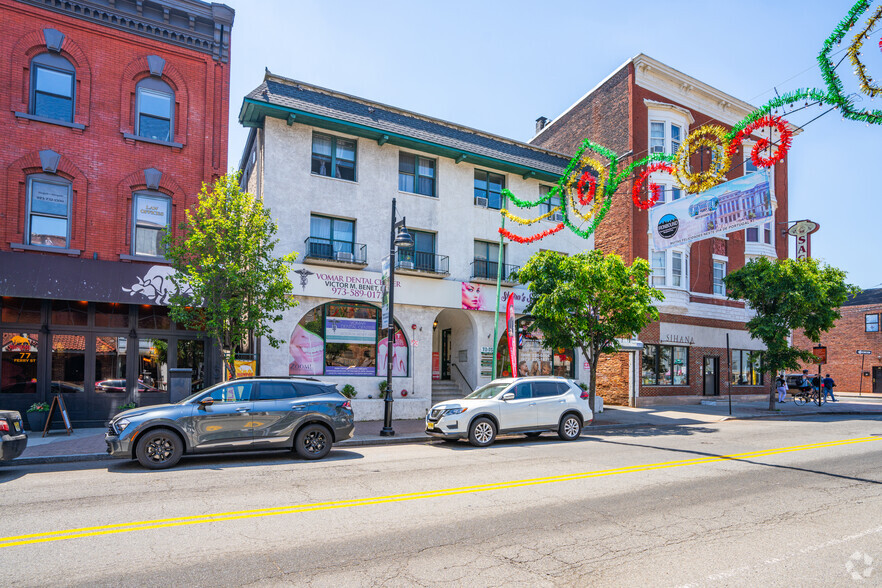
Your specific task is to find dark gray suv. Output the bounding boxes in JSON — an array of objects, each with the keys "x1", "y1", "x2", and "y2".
[{"x1": 105, "y1": 377, "x2": 354, "y2": 469}]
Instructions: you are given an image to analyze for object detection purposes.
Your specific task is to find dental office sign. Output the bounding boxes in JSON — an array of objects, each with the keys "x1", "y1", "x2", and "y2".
[{"x1": 650, "y1": 170, "x2": 774, "y2": 250}]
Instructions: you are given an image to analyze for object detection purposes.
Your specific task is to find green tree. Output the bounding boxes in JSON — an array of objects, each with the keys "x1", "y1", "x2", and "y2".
[
  {"x1": 724, "y1": 257, "x2": 858, "y2": 410},
  {"x1": 163, "y1": 172, "x2": 297, "y2": 378},
  {"x1": 516, "y1": 250, "x2": 663, "y2": 410}
]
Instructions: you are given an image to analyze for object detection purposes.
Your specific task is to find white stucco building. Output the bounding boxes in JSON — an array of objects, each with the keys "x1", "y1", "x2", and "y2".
[{"x1": 237, "y1": 73, "x2": 593, "y2": 420}]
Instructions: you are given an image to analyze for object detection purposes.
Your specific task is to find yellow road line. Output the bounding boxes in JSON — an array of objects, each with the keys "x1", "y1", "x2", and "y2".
[{"x1": 2, "y1": 435, "x2": 879, "y2": 548}]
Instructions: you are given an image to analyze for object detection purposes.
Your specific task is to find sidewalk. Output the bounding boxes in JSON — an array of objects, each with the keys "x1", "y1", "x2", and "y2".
[{"x1": 6, "y1": 396, "x2": 882, "y2": 466}]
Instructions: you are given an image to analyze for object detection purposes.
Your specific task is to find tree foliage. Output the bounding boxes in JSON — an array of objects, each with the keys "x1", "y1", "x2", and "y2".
[
  {"x1": 163, "y1": 172, "x2": 297, "y2": 377},
  {"x1": 724, "y1": 257, "x2": 858, "y2": 410},
  {"x1": 516, "y1": 250, "x2": 663, "y2": 409}
]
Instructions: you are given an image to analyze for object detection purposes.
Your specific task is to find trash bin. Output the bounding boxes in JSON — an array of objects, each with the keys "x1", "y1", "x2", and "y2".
[{"x1": 168, "y1": 368, "x2": 192, "y2": 403}]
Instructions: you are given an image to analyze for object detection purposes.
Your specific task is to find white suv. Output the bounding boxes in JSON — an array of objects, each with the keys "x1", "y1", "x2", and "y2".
[{"x1": 426, "y1": 377, "x2": 593, "y2": 447}]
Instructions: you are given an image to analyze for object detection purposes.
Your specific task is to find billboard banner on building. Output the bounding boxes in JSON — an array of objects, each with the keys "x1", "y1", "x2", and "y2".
[{"x1": 649, "y1": 170, "x2": 774, "y2": 250}]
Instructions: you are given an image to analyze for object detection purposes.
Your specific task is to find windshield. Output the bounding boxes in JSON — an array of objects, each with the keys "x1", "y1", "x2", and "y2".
[{"x1": 465, "y1": 383, "x2": 510, "y2": 400}]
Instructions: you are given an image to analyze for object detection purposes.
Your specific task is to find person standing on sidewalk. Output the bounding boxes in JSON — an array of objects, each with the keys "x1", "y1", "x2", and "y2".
[
  {"x1": 822, "y1": 373, "x2": 838, "y2": 402},
  {"x1": 776, "y1": 374, "x2": 788, "y2": 403}
]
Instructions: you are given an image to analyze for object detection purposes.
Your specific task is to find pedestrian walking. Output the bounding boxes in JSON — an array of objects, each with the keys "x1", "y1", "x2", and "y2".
[
  {"x1": 776, "y1": 374, "x2": 788, "y2": 403},
  {"x1": 822, "y1": 373, "x2": 838, "y2": 402}
]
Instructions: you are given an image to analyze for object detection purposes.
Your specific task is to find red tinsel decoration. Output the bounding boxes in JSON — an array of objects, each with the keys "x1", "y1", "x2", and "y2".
[
  {"x1": 727, "y1": 115, "x2": 793, "y2": 168},
  {"x1": 632, "y1": 162, "x2": 674, "y2": 210},
  {"x1": 499, "y1": 223, "x2": 565, "y2": 244},
  {"x1": 576, "y1": 171, "x2": 596, "y2": 205}
]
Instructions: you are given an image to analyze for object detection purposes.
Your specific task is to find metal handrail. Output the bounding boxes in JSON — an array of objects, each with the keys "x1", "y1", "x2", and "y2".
[
  {"x1": 304, "y1": 237, "x2": 367, "y2": 264},
  {"x1": 396, "y1": 251, "x2": 449, "y2": 274},
  {"x1": 451, "y1": 362, "x2": 474, "y2": 392},
  {"x1": 470, "y1": 259, "x2": 519, "y2": 281}
]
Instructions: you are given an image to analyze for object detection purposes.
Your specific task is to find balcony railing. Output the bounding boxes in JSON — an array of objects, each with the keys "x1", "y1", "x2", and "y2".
[
  {"x1": 396, "y1": 251, "x2": 449, "y2": 274},
  {"x1": 304, "y1": 237, "x2": 367, "y2": 265},
  {"x1": 471, "y1": 259, "x2": 519, "y2": 282}
]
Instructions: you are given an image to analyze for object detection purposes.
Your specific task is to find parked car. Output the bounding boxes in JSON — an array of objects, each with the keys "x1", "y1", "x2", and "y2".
[
  {"x1": 0, "y1": 410, "x2": 28, "y2": 462},
  {"x1": 426, "y1": 377, "x2": 593, "y2": 447},
  {"x1": 784, "y1": 373, "x2": 809, "y2": 390},
  {"x1": 105, "y1": 376, "x2": 354, "y2": 469}
]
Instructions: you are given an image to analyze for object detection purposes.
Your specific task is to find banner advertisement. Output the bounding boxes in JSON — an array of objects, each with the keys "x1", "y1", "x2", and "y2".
[
  {"x1": 461, "y1": 282, "x2": 531, "y2": 313},
  {"x1": 506, "y1": 295, "x2": 517, "y2": 378},
  {"x1": 649, "y1": 170, "x2": 774, "y2": 250},
  {"x1": 378, "y1": 329, "x2": 408, "y2": 377},
  {"x1": 380, "y1": 256, "x2": 390, "y2": 328},
  {"x1": 432, "y1": 352, "x2": 440, "y2": 380},
  {"x1": 233, "y1": 360, "x2": 256, "y2": 378}
]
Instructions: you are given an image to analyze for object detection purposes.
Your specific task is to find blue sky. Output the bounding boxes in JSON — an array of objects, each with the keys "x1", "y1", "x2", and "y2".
[{"x1": 222, "y1": 0, "x2": 880, "y2": 289}]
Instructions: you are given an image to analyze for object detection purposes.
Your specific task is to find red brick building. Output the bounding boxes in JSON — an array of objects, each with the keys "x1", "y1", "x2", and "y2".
[
  {"x1": 0, "y1": 0, "x2": 234, "y2": 424},
  {"x1": 531, "y1": 54, "x2": 789, "y2": 406},
  {"x1": 793, "y1": 288, "x2": 882, "y2": 394}
]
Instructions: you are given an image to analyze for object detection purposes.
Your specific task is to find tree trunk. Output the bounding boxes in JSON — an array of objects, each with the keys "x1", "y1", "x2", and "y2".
[{"x1": 768, "y1": 380, "x2": 776, "y2": 411}]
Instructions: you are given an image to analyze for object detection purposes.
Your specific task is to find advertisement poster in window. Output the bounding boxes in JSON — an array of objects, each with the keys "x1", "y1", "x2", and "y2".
[
  {"x1": 325, "y1": 314, "x2": 376, "y2": 376},
  {"x1": 289, "y1": 308, "x2": 324, "y2": 376},
  {"x1": 378, "y1": 328, "x2": 407, "y2": 377},
  {"x1": 515, "y1": 318, "x2": 574, "y2": 377},
  {"x1": 649, "y1": 170, "x2": 774, "y2": 250},
  {"x1": 461, "y1": 283, "x2": 531, "y2": 313}
]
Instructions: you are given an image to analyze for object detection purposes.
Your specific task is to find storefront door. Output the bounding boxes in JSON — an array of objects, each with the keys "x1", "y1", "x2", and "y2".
[
  {"x1": 873, "y1": 367, "x2": 882, "y2": 394},
  {"x1": 441, "y1": 329, "x2": 451, "y2": 380},
  {"x1": 703, "y1": 356, "x2": 719, "y2": 396}
]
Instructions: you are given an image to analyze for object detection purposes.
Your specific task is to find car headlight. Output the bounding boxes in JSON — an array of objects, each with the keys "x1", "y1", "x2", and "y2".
[
  {"x1": 441, "y1": 407, "x2": 467, "y2": 417},
  {"x1": 115, "y1": 418, "x2": 131, "y2": 433}
]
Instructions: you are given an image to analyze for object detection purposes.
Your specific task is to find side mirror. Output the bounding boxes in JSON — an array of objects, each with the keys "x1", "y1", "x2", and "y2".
[
  {"x1": 501, "y1": 392, "x2": 515, "y2": 401},
  {"x1": 198, "y1": 397, "x2": 214, "y2": 408}
]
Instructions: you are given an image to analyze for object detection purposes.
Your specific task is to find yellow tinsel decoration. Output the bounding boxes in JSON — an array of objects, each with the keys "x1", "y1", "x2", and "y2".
[
  {"x1": 563, "y1": 155, "x2": 607, "y2": 220},
  {"x1": 501, "y1": 206, "x2": 561, "y2": 225},
  {"x1": 672, "y1": 125, "x2": 732, "y2": 194},
  {"x1": 848, "y1": 5, "x2": 882, "y2": 99}
]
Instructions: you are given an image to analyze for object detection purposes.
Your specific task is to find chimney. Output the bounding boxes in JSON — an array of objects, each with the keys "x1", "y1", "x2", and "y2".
[{"x1": 535, "y1": 116, "x2": 549, "y2": 134}]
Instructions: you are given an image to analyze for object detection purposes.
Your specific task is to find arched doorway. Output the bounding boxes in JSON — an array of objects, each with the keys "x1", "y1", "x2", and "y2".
[{"x1": 431, "y1": 308, "x2": 475, "y2": 404}]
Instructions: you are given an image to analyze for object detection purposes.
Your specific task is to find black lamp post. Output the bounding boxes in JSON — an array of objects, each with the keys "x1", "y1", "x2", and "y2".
[{"x1": 380, "y1": 198, "x2": 413, "y2": 437}]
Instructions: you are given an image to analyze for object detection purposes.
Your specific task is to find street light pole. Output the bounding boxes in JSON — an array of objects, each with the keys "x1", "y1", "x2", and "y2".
[{"x1": 380, "y1": 198, "x2": 412, "y2": 437}]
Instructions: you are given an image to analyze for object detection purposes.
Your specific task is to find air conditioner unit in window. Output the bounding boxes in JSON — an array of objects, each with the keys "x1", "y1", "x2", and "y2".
[
  {"x1": 475, "y1": 196, "x2": 489, "y2": 208},
  {"x1": 550, "y1": 212, "x2": 563, "y2": 222},
  {"x1": 335, "y1": 251, "x2": 354, "y2": 263},
  {"x1": 399, "y1": 261, "x2": 414, "y2": 270}
]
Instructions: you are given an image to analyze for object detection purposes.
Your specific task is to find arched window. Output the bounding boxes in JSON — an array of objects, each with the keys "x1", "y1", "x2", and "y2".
[
  {"x1": 135, "y1": 78, "x2": 175, "y2": 142},
  {"x1": 496, "y1": 316, "x2": 574, "y2": 378},
  {"x1": 26, "y1": 174, "x2": 72, "y2": 248},
  {"x1": 132, "y1": 191, "x2": 171, "y2": 257},
  {"x1": 290, "y1": 301, "x2": 409, "y2": 377},
  {"x1": 30, "y1": 53, "x2": 75, "y2": 122}
]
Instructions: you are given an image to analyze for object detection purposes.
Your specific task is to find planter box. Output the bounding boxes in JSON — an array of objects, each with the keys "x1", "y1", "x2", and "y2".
[{"x1": 26, "y1": 411, "x2": 48, "y2": 432}]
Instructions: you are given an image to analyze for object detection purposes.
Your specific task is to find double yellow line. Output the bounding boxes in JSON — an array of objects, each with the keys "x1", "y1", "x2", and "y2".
[{"x1": 2, "y1": 435, "x2": 879, "y2": 548}]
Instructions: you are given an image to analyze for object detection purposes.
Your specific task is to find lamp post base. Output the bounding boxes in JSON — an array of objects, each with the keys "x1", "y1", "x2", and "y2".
[{"x1": 379, "y1": 427, "x2": 396, "y2": 437}]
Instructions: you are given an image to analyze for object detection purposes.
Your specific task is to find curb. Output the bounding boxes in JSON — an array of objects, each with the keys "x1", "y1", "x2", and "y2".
[{"x1": 723, "y1": 410, "x2": 882, "y2": 421}]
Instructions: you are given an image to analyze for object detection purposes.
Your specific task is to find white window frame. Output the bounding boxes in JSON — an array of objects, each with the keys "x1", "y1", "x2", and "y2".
[
  {"x1": 26, "y1": 174, "x2": 72, "y2": 249},
  {"x1": 649, "y1": 247, "x2": 689, "y2": 291},
  {"x1": 651, "y1": 250, "x2": 666, "y2": 286},
  {"x1": 713, "y1": 259, "x2": 727, "y2": 296},
  {"x1": 132, "y1": 191, "x2": 171, "y2": 257}
]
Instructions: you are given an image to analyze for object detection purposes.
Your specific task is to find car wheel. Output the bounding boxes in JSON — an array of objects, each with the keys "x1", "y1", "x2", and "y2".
[
  {"x1": 295, "y1": 424, "x2": 333, "y2": 460},
  {"x1": 524, "y1": 432, "x2": 542, "y2": 438},
  {"x1": 558, "y1": 414, "x2": 582, "y2": 441},
  {"x1": 468, "y1": 417, "x2": 496, "y2": 447},
  {"x1": 135, "y1": 428, "x2": 183, "y2": 469}
]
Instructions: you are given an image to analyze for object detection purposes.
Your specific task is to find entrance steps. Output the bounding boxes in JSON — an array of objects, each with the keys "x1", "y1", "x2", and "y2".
[{"x1": 431, "y1": 380, "x2": 465, "y2": 405}]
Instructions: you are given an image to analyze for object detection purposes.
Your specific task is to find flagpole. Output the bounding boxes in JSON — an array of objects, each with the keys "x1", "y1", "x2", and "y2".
[{"x1": 491, "y1": 192, "x2": 507, "y2": 379}]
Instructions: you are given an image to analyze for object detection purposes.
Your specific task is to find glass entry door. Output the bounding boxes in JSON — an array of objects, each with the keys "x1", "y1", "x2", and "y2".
[
  {"x1": 703, "y1": 356, "x2": 719, "y2": 396},
  {"x1": 441, "y1": 329, "x2": 451, "y2": 380}
]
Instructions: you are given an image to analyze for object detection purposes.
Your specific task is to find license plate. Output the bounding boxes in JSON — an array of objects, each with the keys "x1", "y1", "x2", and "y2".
[
  {"x1": 13, "y1": 421, "x2": 21, "y2": 432},
  {"x1": 427, "y1": 422, "x2": 434, "y2": 430}
]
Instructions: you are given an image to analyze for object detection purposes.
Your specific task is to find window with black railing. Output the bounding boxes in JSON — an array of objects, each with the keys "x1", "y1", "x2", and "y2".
[
  {"x1": 307, "y1": 215, "x2": 366, "y2": 263},
  {"x1": 396, "y1": 230, "x2": 446, "y2": 273}
]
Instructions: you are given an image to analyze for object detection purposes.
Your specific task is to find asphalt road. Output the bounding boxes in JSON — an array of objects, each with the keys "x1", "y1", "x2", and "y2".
[{"x1": 2, "y1": 415, "x2": 882, "y2": 587}]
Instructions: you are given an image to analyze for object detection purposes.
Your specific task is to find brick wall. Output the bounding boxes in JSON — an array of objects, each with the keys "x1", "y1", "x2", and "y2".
[
  {"x1": 793, "y1": 303, "x2": 882, "y2": 392},
  {"x1": 595, "y1": 351, "x2": 630, "y2": 406},
  {"x1": 0, "y1": 0, "x2": 230, "y2": 263}
]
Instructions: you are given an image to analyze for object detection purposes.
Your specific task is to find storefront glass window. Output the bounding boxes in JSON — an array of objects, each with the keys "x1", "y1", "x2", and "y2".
[
  {"x1": 138, "y1": 305, "x2": 171, "y2": 330},
  {"x1": 289, "y1": 302, "x2": 408, "y2": 377},
  {"x1": 1, "y1": 298, "x2": 42, "y2": 324},
  {"x1": 51, "y1": 300, "x2": 88, "y2": 326},
  {"x1": 494, "y1": 317, "x2": 574, "y2": 378},
  {"x1": 643, "y1": 344, "x2": 689, "y2": 385},
  {"x1": 730, "y1": 349, "x2": 764, "y2": 385},
  {"x1": 139, "y1": 338, "x2": 168, "y2": 392},
  {"x1": 51, "y1": 334, "x2": 85, "y2": 393},
  {"x1": 1, "y1": 333, "x2": 39, "y2": 394},
  {"x1": 95, "y1": 303, "x2": 129, "y2": 328},
  {"x1": 177, "y1": 339, "x2": 205, "y2": 392},
  {"x1": 95, "y1": 336, "x2": 127, "y2": 393}
]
